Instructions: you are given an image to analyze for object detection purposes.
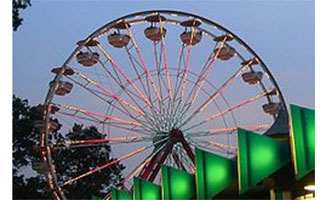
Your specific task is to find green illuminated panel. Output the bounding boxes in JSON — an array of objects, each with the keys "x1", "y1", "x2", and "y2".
[
  {"x1": 195, "y1": 148, "x2": 236, "y2": 199},
  {"x1": 91, "y1": 195, "x2": 103, "y2": 200},
  {"x1": 161, "y1": 165, "x2": 195, "y2": 200},
  {"x1": 134, "y1": 177, "x2": 161, "y2": 200},
  {"x1": 290, "y1": 104, "x2": 315, "y2": 180},
  {"x1": 111, "y1": 187, "x2": 132, "y2": 200},
  {"x1": 237, "y1": 129, "x2": 290, "y2": 194}
]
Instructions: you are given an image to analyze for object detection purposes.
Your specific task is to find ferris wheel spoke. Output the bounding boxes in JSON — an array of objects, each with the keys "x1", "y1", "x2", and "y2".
[
  {"x1": 124, "y1": 46, "x2": 164, "y2": 123},
  {"x1": 62, "y1": 146, "x2": 149, "y2": 187},
  {"x1": 185, "y1": 124, "x2": 269, "y2": 137},
  {"x1": 182, "y1": 89, "x2": 275, "y2": 132},
  {"x1": 179, "y1": 27, "x2": 196, "y2": 101},
  {"x1": 85, "y1": 52, "x2": 162, "y2": 130},
  {"x1": 153, "y1": 42, "x2": 172, "y2": 118},
  {"x1": 124, "y1": 156, "x2": 153, "y2": 186},
  {"x1": 134, "y1": 93, "x2": 172, "y2": 132},
  {"x1": 176, "y1": 44, "x2": 216, "y2": 119},
  {"x1": 168, "y1": 52, "x2": 192, "y2": 127},
  {"x1": 54, "y1": 99, "x2": 155, "y2": 133},
  {"x1": 107, "y1": 123, "x2": 154, "y2": 136},
  {"x1": 202, "y1": 89, "x2": 274, "y2": 123},
  {"x1": 86, "y1": 47, "x2": 126, "y2": 90},
  {"x1": 188, "y1": 37, "x2": 228, "y2": 107},
  {"x1": 72, "y1": 69, "x2": 145, "y2": 116},
  {"x1": 178, "y1": 39, "x2": 227, "y2": 120},
  {"x1": 53, "y1": 103, "x2": 152, "y2": 130},
  {"x1": 179, "y1": 62, "x2": 254, "y2": 129},
  {"x1": 69, "y1": 65, "x2": 161, "y2": 131},
  {"x1": 88, "y1": 46, "x2": 134, "y2": 96},
  {"x1": 56, "y1": 110, "x2": 103, "y2": 124},
  {"x1": 50, "y1": 136, "x2": 150, "y2": 149},
  {"x1": 67, "y1": 76, "x2": 115, "y2": 99},
  {"x1": 124, "y1": 24, "x2": 162, "y2": 104},
  {"x1": 168, "y1": 45, "x2": 186, "y2": 122},
  {"x1": 158, "y1": 17, "x2": 173, "y2": 102},
  {"x1": 170, "y1": 27, "x2": 199, "y2": 125},
  {"x1": 123, "y1": 140, "x2": 168, "y2": 187},
  {"x1": 86, "y1": 46, "x2": 145, "y2": 102},
  {"x1": 153, "y1": 42, "x2": 164, "y2": 102},
  {"x1": 172, "y1": 44, "x2": 186, "y2": 103},
  {"x1": 67, "y1": 70, "x2": 148, "y2": 124},
  {"x1": 124, "y1": 46, "x2": 152, "y2": 102},
  {"x1": 65, "y1": 76, "x2": 145, "y2": 125},
  {"x1": 96, "y1": 44, "x2": 153, "y2": 108},
  {"x1": 55, "y1": 110, "x2": 153, "y2": 136},
  {"x1": 61, "y1": 135, "x2": 169, "y2": 187}
]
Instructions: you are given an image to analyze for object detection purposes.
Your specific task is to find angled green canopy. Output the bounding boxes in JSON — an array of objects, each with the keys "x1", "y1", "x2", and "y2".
[
  {"x1": 237, "y1": 129, "x2": 290, "y2": 194},
  {"x1": 111, "y1": 187, "x2": 132, "y2": 200},
  {"x1": 91, "y1": 194, "x2": 103, "y2": 200},
  {"x1": 290, "y1": 104, "x2": 315, "y2": 180},
  {"x1": 134, "y1": 177, "x2": 161, "y2": 200},
  {"x1": 195, "y1": 148, "x2": 236, "y2": 199},
  {"x1": 161, "y1": 165, "x2": 195, "y2": 200}
]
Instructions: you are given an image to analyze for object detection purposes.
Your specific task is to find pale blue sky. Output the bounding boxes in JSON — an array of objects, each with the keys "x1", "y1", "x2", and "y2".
[{"x1": 13, "y1": 0, "x2": 314, "y2": 108}]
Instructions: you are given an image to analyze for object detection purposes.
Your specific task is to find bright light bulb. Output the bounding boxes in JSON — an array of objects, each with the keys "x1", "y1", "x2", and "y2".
[{"x1": 304, "y1": 185, "x2": 315, "y2": 191}]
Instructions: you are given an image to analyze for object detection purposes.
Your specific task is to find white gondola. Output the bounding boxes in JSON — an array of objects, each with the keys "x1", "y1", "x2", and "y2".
[
  {"x1": 37, "y1": 105, "x2": 59, "y2": 114},
  {"x1": 108, "y1": 33, "x2": 130, "y2": 48},
  {"x1": 241, "y1": 58, "x2": 259, "y2": 66},
  {"x1": 76, "y1": 51, "x2": 100, "y2": 67},
  {"x1": 144, "y1": 27, "x2": 166, "y2": 42},
  {"x1": 214, "y1": 34, "x2": 234, "y2": 42},
  {"x1": 144, "y1": 15, "x2": 167, "y2": 42},
  {"x1": 180, "y1": 31, "x2": 202, "y2": 45},
  {"x1": 76, "y1": 39, "x2": 99, "y2": 47},
  {"x1": 50, "y1": 81, "x2": 73, "y2": 96},
  {"x1": 180, "y1": 19, "x2": 201, "y2": 27},
  {"x1": 32, "y1": 160, "x2": 49, "y2": 173},
  {"x1": 34, "y1": 120, "x2": 44, "y2": 130},
  {"x1": 262, "y1": 102, "x2": 281, "y2": 115},
  {"x1": 51, "y1": 67, "x2": 74, "y2": 76},
  {"x1": 35, "y1": 119, "x2": 60, "y2": 131},
  {"x1": 214, "y1": 46, "x2": 236, "y2": 61},
  {"x1": 242, "y1": 71, "x2": 263, "y2": 84}
]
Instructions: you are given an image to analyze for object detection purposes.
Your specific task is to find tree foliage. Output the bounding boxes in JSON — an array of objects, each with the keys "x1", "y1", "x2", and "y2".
[
  {"x1": 13, "y1": 95, "x2": 51, "y2": 199},
  {"x1": 13, "y1": 0, "x2": 32, "y2": 31},
  {"x1": 13, "y1": 96, "x2": 125, "y2": 199},
  {"x1": 52, "y1": 124, "x2": 125, "y2": 199}
]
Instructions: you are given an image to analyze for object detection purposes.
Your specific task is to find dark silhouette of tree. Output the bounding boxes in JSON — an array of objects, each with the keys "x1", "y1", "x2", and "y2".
[
  {"x1": 13, "y1": 96, "x2": 125, "y2": 199},
  {"x1": 13, "y1": 0, "x2": 32, "y2": 31},
  {"x1": 52, "y1": 124, "x2": 125, "y2": 199},
  {"x1": 13, "y1": 95, "x2": 51, "y2": 199}
]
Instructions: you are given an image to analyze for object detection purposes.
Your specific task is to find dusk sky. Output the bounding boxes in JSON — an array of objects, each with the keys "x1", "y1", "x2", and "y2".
[
  {"x1": 11, "y1": 0, "x2": 315, "y2": 194},
  {"x1": 13, "y1": 0, "x2": 314, "y2": 109}
]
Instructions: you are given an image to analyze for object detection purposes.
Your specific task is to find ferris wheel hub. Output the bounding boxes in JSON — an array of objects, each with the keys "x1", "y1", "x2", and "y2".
[
  {"x1": 152, "y1": 128, "x2": 186, "y2": 150},
  {"x1": 169, "y1": 128, "x2": 184, "y2": 142}
]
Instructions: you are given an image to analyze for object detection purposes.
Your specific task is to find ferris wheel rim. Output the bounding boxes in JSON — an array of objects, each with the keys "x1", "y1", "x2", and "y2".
[{"x1": 40, "y1": 10, "x2": 288, "y2": 199}]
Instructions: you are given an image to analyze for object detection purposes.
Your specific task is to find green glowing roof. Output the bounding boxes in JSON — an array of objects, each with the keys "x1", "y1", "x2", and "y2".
[
  {"x1": 290, "y1": 104, "x2": 315, "y2": 180},
  {"x1": 161, "y1": 165, "x2": 195, "y2": 200},
  {"x1": 237, "y1": 128, "x2": 290, "y2": 194},
  {"x1": 134, "y1": 177, "x2": 161, "y2": 200},
  {"x1": 195, "y1": 148, "x2": 236, "y2": 199}
]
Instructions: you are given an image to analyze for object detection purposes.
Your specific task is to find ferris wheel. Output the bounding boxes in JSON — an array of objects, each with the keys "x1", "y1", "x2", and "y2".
[{"x1": 36, "y1": 10, "x2": 289, "y2": 199}]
